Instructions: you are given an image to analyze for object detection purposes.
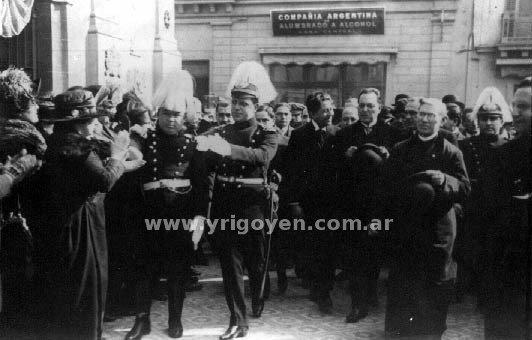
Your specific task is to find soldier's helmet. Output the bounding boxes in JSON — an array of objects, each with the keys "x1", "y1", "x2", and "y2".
[
  {"x1": 226, "y1": 61, "x2": 277, "y2": 104},
  {"x1": 153, "y1": 70, "x2": 195, "y2": 124},
  {"x1": 473, "y1": 87, "x2": 512, "y2": 123}
]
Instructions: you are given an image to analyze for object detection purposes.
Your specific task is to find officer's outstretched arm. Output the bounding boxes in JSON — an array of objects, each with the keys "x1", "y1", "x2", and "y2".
[{"x1": 227, "y1": 131, "x2": 279, "y2": 166}]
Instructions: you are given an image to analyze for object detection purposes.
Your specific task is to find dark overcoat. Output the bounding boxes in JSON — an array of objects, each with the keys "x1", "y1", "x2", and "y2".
[{"x1": 33, "y1": 133, "x2": 124, "y2": 340}]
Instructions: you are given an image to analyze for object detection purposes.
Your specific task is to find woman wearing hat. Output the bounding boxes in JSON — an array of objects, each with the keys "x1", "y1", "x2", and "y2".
[{"x1": 33, "y1": 89, "x2": 143, "y2": 340}]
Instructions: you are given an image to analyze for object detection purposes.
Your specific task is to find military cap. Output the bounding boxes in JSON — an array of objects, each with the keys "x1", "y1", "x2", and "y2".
[
  {"x1": 231, "y1": 83, "x2": 259, "y2": 100},
  {"x1": 477, "y1": 102, "x2": 503, "y2": 117},
  {"x1": 290, "y1": 102, "x2": 306, "y2": 111}
]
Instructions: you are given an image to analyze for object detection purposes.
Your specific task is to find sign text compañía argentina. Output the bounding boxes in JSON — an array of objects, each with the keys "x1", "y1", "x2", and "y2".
[{"x1": 271, "y1": 8, "x2": 385, "y2": 36}]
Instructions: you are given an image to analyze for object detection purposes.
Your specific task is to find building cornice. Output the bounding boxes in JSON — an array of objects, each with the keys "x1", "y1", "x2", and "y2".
[{"x1": 259, "y1": 46, "x2": 398, "y2": 55}]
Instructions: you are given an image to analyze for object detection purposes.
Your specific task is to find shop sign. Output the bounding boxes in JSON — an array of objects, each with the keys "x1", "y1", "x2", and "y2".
[{"x1": 271, "y1": 8, "x2": 385, "y2": 36}]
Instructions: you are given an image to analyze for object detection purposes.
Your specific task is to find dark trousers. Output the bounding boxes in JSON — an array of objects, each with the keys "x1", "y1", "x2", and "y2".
[
  {"x1": 218, "y1": 231, "x2": 265, "y2": 327},
  {"x1": 346, "y1": 237, "x2": 381, "y2": 310},
  {"x1": 306, "y1": 229, "x2": 336, "y2": 295},
  {"x1": 132, "y1": 189, "x2": 194, "y2": 327},
  {"x1": 212, "y1": 184, "x2": 267, "y2": 327}
]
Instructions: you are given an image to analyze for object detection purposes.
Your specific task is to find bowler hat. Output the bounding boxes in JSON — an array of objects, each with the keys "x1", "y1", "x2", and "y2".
[
  {"x1": 442, "y1": 94, "x2": 465, "y2": 111},
  {"x1": 393, "y1": 94, "x2": 410, "y2": 106}
]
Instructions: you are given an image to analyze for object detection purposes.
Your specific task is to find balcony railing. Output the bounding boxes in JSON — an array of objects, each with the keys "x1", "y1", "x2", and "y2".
[{"x1": 501, "y1": 12, "x2": 532, "y2": 44}]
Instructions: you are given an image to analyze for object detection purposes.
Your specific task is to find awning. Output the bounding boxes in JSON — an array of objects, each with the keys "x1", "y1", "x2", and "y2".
[
  {"x1": 259, "y1": 46, "x2": 398, "y2": 66},
  {"x1": 496, "y1": 58, "x2": 532, "y2": 77},
  {"x1": 1, "y1": 0, "x2": 34, "y2": 38}
]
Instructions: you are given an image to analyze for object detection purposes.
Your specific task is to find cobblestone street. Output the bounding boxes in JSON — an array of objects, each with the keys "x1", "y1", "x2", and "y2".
[{"x1": 103, "y1": 259, "x2": 484, "y2": 340}]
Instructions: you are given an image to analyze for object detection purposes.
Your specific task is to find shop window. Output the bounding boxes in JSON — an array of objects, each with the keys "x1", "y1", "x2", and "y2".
[
  {"x1": 270, "y1": 62, "x2": 386, "y2": 107},
  {"x1": 182, "y1": 60, "x2": 209, "y2": 98}
]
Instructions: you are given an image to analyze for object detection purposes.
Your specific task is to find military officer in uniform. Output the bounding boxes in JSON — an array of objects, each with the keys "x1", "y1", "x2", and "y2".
[
  {"x1": 456, "y1": 87, "x2": 511, "y2": 306},
  {"x1": 124, "y1": 71, "x2": 209, "y2": 340},
  {"x1": 483, "y1": 77, "x2": 531, "y2": 340},
  {"x1": 196, "y1": 61, "x2": 278, "y2": 340}
]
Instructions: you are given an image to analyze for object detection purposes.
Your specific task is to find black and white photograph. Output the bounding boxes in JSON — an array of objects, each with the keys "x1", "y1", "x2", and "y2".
[{"x1": 0, "y1": 0, "x2": 530, "y2": 339}]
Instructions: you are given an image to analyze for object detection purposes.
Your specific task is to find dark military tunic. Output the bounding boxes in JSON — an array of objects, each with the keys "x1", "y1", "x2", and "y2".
[
  {"x1": 129, "y1": 127, "x2": 209, "y2": 327},
  {"x1": 206, "y1": 119, "x2": 278, "y2": 327},
  {"x1": 482, "y1": 135, "x2": 531, "y2": 339},
  {"x1": 456, "y1": 134, "x2": 507, "y2": 303}
]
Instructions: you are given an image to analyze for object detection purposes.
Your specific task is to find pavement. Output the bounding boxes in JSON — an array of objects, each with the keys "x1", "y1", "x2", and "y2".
[{"x1": 103, "y1": 258, "x2": 484, "y2": 340}]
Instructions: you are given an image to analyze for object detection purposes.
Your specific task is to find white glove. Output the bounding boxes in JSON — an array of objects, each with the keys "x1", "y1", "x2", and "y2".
[
  {"x1": 195, "y1": 135, "x2": 210, "y2": 152},
  {"x1": 190, "y1": 215, "x2": 205, "y2": 250},
  {"x1": 210, "y1": 135, "x2": 231, "y2": 156},
  {"x1": 196, "y1": 134, "x2": 231, "y2": 156},
  {"x1": 130, "y1": 124, "x2": 149, "y2": 139}
]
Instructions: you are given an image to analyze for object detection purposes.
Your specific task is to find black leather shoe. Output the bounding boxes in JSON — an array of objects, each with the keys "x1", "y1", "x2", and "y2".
[
  {"x1": 277, "y1": 271, "x2": 288, "y2": 295},
  {"x1": 309, "y1": 286, "x2": 318, "y2": 302},
  {"x1": 219, "y1": 326, "x2": 248, "y2": 339},
  {"x1": 345, "y1": 308, "x2": 368, "y2": 323},
  {"x1": 103, "y1": 313, "x2": 118, "y2": 323},
  {"x1": 318, "y1": 295, "x2": 333, "y2": 314},
  {"x1": 189, "y1": 268, "x2": 201, "y2": 277},
  {"x1": 184, "y1": 281, "x2": 203, "y2": 292},
  {"x1": 252, "y1": 300, "x2": 264, "y2": 318},
  {"x1": 168, "y1": 323, "x2": 183, "y2": 338},
  {"x1": 124, "y1": 315, "x2": 151, "y2": 340}
]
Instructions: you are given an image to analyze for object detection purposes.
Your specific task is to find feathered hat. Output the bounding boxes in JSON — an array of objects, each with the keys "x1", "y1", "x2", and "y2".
[
  {"x1": 152, "y1": 70, "x2": 195, "y2": 123},
  {"x1": 225, "y1": 61, "x2": 277, "y2": 104},
  {"x1": 472, "y1": 87, "x2": 512, "y2": 123},
  {"x1": 0, "y1": 119, "x2": 47, "y2": 162},
  {"x1": 0, "y1": 67, "x2": 35, "y2": 118}
]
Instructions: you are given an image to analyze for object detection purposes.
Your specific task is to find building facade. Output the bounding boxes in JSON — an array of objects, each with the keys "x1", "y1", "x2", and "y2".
[
  {"x1": 1, "y1": 0, "x2": 529, "y2": 107},
  {"x1": 0, "y1": 0, "x2": 181, "y2": 105},
  {"x1": 175, "y1": 0, "x2": 531, "y2": 107}
]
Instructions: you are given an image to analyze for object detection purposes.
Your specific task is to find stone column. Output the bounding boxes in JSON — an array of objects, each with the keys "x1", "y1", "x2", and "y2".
[
  {"x1": 34, "y1": 0, "x2": 69, "y2": 93},
  {"x1": 153, "y1": 0, "x2": 181, "y2": 92}
]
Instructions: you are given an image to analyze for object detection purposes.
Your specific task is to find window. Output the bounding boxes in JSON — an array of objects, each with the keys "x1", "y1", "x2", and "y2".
[
  {"x1": 269, "y1": 63, "x2": 386, "y2": 107},
  {"x1": 518, "y1": 0, "x2": 532, "y2": 16},
  {"x1": 182, "y1": 60, "x2": 209, "y2": 98}
]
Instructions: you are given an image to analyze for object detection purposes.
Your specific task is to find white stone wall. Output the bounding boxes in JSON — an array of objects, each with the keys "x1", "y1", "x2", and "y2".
[
  {"x1": 38, "y1": 0, "x2": 180, "y2": 105},
  {"x1": 176, "y1": 0, "x2": 520, "y2": 107}
]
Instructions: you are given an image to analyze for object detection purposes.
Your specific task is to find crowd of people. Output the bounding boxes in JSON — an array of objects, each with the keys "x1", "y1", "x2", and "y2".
[{"x1": 0, "y1": 62, "x2": 530, "y2": 340}]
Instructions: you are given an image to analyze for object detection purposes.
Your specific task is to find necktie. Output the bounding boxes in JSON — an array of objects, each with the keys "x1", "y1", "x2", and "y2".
[{"x1": 317, "y1": 129, "x2": 326, "y2": 148}]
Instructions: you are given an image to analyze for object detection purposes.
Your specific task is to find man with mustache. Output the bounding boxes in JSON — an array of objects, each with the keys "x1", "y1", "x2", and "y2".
[{"x1": 284, "y1": 92, "x2": 338, "y2": 314}]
